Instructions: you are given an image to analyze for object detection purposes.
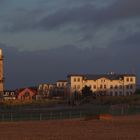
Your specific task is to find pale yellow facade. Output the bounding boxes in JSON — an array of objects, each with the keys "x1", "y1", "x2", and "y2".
[
  {"x1": 56, "y1": 80, "x2": 67, "y2": 88},
  {"x1": 68, "y1": 74, "x2": 136, "y2": 96}
]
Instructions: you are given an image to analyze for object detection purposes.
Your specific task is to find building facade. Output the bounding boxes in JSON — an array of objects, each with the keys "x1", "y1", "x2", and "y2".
[
  {"x1": 67, "y1": 74, "x2": 136, "y2": 96},
  {"x1": 0, "y1": 49, "x2": 4, "y2": 92},
  {"x1": 17, "y1": 87, "x2": 37, "y2": 100},
  {"x1": 2, "y1": 90, "x2": 16, "y2": 100},
  {"x1": 37, "y1": 83, "x2": 55, "y2": 99},
  {"x1": 55, "y1": 80, "x2": 68, "y2": 98}
]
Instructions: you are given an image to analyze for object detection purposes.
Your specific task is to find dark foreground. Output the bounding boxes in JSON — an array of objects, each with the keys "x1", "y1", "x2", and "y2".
[{"x1": 0, "y1": 115, "x2": 140, "y2": 140}]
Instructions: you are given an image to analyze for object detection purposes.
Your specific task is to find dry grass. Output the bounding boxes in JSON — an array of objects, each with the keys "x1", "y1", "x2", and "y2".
[{"x1": 0, "y1": 115, "x2": 140, "y2": 140}]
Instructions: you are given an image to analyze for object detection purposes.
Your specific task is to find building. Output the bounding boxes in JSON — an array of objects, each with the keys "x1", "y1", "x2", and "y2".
[
  {"x1": 2, "y1": 90, "x2": 16, "y2": 100},
  {"x1": 67, "y1": 73, "x2": 136, "y2": 96},
  {"x1": 17, "y1": 87, "x2": 37, "y2": 100},
  {"x1": 37, "y1": 81, "x2": 68, "y2": 99},
  {"x1": 0, "y1": 49, "x2": 4, "y2": 92},
  {"x1": 55, "y1": 80, "x2": 68, "y2": 99},
  {"x1": 56, "y1": 80, "x2": 67, "y2": 88},
  {"x1": 37, "y1": 83, "x2": 55, "y2": 99}
]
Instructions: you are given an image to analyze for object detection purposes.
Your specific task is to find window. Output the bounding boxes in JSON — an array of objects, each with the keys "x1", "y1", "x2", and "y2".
[
  {"x1": 77, "y1": 85, "x2": 80, "y2": 89},
  {"x1": 115, "y1": 92, "x2": 118, "y2": 96},
  {"x1": 93, "y1": 85, "x2": 96, "y2": 89},
  {"x1": 119, "y1": 85, "x2": 123, "y2": 89},
  {"x1": 130, "y1": 78, "x2": 133, "y2": 82},
  {"x1": 11, "y1": 92, "x2": 14, "y2": 96},
  {"x1": 25, "y1": 92, "x2": 29, "y2": 97},
  {"x1": 62, "y1": 83, "x2": 64, "y2": 87},
  {"x1": 100, "y1": 85, "x2": 103, "y2": 89},
  {"x1": 78, "y1": 78, "x2": 80, "y2": 82},
  {"x1": 110, "y1": 92, "x2": 113, "y2": 96},
  {"x1": 104, "y1": 85, "x2": 106, "y2": 89},
  {"x1": 119, "y1": 92, "x2": 122, "y2": 96},
  {"x1": 130, "y1": 85, "x2": 133, "y2": 89},
  {"x1": 126, "y1": 85, "x2": 129, "y2": 89},
  {"x1": 110, "y1": 85, "x2": 113, "y2": 89},
  {"x1": 74, "y1": 78, "x2": 76, "y2": 82},
  {"x1": 126, "y1": 78, "x2": 129, "y2": 82},
  {"x1": 115, "y1": 85, "x2": 118, "y2": 89}
]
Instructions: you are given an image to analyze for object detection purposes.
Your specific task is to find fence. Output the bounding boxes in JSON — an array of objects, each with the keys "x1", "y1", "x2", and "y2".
[{"x1": 0, "y1": 105, "x2": 140, "y2": 122}]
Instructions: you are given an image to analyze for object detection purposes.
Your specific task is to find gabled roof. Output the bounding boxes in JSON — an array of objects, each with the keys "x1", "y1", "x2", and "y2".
[{"x1": 17, "y1": 87, "x2": 38, "y2": 93}]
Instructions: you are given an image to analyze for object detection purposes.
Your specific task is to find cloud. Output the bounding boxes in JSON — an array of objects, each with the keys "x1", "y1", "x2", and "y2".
[
  {"x1": 4, "y1": 0, "x2": 140, "y2": 32},
  {"x1": 1, "y1": 34, "x2": 140, "y2": 89}
]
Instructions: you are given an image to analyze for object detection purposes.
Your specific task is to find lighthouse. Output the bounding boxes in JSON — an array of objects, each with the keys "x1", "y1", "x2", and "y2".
[{"x1": 0, "y1": 49, "x2": 4, "y2": 92}]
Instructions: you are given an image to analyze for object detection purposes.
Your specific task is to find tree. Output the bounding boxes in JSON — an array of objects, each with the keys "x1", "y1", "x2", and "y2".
[
  {"x1": 82, "y1": 85, "x2": 93, "y2": 97},
  {"x1": 135, "y1": 89, "x2": 140, "y2": 95}
]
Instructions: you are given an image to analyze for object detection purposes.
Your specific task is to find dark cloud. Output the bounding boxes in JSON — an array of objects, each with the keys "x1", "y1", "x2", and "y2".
[
  {"x1": 0, "y1": 0, "x2": 4, "y2": 3},
  {"x1": 1, "y1": 33, "x2": 140, "y2": 89},
  {"x1": 5, "y1": 0, "x2": 140, "y2": 32},
  {"x1": 39, "y1": 0, "x2": 140, "y2": 30}
]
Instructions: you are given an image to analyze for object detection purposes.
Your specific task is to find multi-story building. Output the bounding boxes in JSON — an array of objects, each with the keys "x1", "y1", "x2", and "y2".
[
  {"x1": 37, "y1": 80, "x2": 68, "y2": 99},
  {"x1": 0, "y1": 49, "x2": 4, "y2": 92},
  {"x1": 67, "y1": 74, "x2": 136, "y2": 96}
]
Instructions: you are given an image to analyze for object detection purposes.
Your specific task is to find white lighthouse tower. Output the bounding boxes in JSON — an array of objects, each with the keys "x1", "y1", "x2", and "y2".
[{"x1": 0, "y1": 49, "x2": 4, "y2": 92}]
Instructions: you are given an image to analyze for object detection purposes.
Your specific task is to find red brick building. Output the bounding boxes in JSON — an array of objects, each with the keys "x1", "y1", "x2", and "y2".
[{"x1": 17, "y1": 88, "x2": 37, "y2": 100}]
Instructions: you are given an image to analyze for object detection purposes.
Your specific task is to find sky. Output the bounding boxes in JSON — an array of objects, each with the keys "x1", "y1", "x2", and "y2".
[{"x1": 0, "y1": 0, "x2": 140, "y2": 89}]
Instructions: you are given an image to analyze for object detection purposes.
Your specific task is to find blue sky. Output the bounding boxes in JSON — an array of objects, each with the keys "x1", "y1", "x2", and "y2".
[{"x1": 0, "y1": 0, "x2": 140, "y2": 89}]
